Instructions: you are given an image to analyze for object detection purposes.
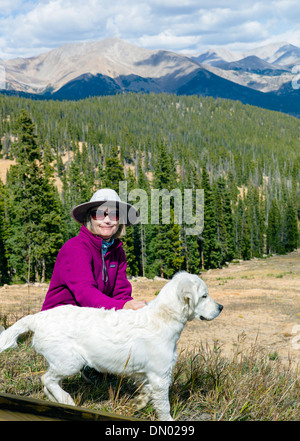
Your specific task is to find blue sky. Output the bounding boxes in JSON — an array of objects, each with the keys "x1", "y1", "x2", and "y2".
[{"x1": 0, "y1": 0, "x2": 300, "y2": 59}]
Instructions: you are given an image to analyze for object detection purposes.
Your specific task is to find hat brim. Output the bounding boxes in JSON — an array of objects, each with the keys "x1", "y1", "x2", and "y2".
[{"x1": 72, "y1": 200, "x2": 140, "y2": 226}]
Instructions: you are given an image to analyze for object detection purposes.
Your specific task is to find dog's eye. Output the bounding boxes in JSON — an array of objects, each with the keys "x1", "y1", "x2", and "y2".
[{"x1": 202, "y1": 294, "x2": 207, "y2": 298}]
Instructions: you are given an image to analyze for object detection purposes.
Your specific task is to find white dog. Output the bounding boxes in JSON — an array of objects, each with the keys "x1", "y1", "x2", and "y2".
[{"x1": 0, "y1": 272, "x2": 222, "y2": 421}]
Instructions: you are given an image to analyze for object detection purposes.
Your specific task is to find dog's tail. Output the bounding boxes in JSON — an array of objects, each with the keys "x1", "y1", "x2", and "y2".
[{"x1": 0, "y1": 315, "x2": 35, "y2": 353}]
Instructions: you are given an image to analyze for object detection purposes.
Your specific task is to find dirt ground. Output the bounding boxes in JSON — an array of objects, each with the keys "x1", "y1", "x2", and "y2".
[{"x1": 1, "y1": 250, "x2": 300, "y2": 367}]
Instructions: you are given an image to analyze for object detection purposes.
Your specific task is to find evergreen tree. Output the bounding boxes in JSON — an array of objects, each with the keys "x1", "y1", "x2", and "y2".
[
  {"x1": 240, "y1": 216, "x2": 251, "y2": 260},
  {"x1": 201, "y1": 167, "x2": 222, "y2": 269},
  {"x1": 152, "y1": 139, "x2": 177, "y2": 190},
  {"x1": 101, "y1": 144, "x2": 139, "y2": 275},
  {"x1": 147, "y1": 140, "x2": 184, "y2": 278},
  {"x1": 222, "y1": 182, "x2": 235, "y2": 261},
  {"x1": 182, "y1": 164, "x2": 201, "y2": 273},
  {"x1": 267, "y1": 198, "x2": 283, "y2": 254},
  {"x1": 283, "y1": 197, "x2": 298, "y2": 253},
  {"x1": 149, "y1": 215, "x2": 183, "y2": 278},
  {"x1": 0, "y1": 181, "x2": 9, "y2": 284},
  {"x1": 5, "y1": 110, "x2": 64, "y2": 282},
  {"x1": 246, "y1": 184, "x2": 265, "y2": 257},
  {"x1": 122, "y1": 169, "x2": 139, "y2": 276},
  {"x1": 102, "y1": 145, "x2": 125, "y2": 191},
  {"x1": 227, "y1": 170, "x2": 239, "y2": 203},
  {"x1": 183, "y1": 232, "x2": 201, "y2": 273},
  {"x1": 214, "y1": 177, "x2": 235, "y2": 264},
  {"x1": 61, "y1": 147, "x2": 95, "y2": 240},
  {"x1": 136, "y1": 155, "x2": 151, "y2": 277},
  {"x1": 11, "y1": 110, "x2": 40, "y2": 163},
  {"x1": 234, "y1": 197, "x2": 251, "y2": 260}
]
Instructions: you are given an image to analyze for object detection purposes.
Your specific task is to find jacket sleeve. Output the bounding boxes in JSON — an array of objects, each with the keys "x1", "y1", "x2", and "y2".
[{"x1": 61, "y1": 242, "x2": 132, "y2": 310}]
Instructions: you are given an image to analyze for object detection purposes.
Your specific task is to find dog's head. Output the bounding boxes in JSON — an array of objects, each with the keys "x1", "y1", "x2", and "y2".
[{"x1": 175, "y1": 272, "x2": 223, "y2": 322}]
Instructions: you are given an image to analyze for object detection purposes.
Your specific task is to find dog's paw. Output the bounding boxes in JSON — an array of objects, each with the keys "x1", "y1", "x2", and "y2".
[{"x1": 129, "y1": 394, "x2": 149, "y2": 411}]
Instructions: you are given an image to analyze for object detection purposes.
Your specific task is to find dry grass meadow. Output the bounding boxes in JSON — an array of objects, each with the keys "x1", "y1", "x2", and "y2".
[{"x1": 1, "y1": 250, "x2": 300, "y2": 420}]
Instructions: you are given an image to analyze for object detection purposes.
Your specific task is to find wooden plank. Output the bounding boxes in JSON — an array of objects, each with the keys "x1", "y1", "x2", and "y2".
[
  {"x1": 0, "y1": 393, "x2": 143, "y2": 421},
  {"x1": 0, "y1": 409, "x2": 63, "y2": 421}
]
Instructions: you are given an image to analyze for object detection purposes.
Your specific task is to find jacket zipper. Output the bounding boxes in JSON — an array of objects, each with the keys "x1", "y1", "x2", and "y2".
[
  {"x1": 102, "y1": 251, "x2": 108, "y2": 283},
  {"x1": 101, "y1": 241, "x2": 122, "y2": 283}
]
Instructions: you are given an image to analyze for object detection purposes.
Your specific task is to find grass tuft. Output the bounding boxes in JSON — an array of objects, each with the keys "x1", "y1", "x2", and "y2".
[{"x1": 0, "y1": 332, "x2": 299, "y2": 421}]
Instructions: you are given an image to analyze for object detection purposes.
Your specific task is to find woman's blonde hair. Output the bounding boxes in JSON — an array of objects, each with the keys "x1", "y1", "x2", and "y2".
[{"x1": 83, "y1": 207, "x2": 126, "y2": 239}]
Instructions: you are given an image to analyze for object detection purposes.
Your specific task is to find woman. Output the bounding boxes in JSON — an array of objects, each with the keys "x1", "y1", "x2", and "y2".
[{"x1": 41, "y1": 188, "x2": 147, "y2": 312}]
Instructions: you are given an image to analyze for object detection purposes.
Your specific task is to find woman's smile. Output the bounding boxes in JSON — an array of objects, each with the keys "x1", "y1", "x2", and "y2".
[{"x1": 90, "y1": 206, "x2": 119, "y2": 239}]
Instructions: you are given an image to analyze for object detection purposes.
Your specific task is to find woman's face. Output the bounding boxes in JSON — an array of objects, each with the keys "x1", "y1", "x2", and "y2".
[{"x1": 90, "y1": 205, "x2": 119, "y2": 240}]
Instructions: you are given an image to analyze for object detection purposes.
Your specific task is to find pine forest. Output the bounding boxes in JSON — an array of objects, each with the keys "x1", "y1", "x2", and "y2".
[{"x1": 0, "y1": 92, "x2": 299, "y2": 284}]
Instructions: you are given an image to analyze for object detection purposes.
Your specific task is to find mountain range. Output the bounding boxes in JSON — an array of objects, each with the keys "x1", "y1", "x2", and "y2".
[{"x1": 1, "y1": 38, "x2": 300, "y2": 116}]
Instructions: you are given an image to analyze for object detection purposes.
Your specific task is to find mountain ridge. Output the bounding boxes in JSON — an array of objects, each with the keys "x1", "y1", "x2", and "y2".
[{"x1": 1, "y1": 38, "x2": 300, "y2": 116}]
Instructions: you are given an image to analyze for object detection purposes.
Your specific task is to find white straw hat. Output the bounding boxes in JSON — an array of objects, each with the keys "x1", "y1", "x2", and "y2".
[{"x1": 71, "y1": 188, "x2": 139, "y2": 226}]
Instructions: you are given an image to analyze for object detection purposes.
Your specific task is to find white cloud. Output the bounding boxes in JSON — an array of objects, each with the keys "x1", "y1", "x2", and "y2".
[
  {"x1": 0, "y1": 0, "x2": 24, "y2": 16},
  {"x1": 0, "y1": 0, "x2": 299, "y2": 59},
  {"x1": 139, "y1": 31, "x2": 201, "y2": 52}
]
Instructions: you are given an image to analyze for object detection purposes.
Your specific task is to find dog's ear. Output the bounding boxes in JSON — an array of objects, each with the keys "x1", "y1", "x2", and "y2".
[
  {"x1": 184, "y1": 291, "x2": 195, "y2": 319},
  {"x1": 177, "y1": 278, "x2": 196, "y2": 319}
]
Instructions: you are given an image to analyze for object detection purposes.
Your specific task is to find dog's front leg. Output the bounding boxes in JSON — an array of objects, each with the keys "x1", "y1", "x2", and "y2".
[{"x1": 148, "y1": 374, "x2": 173, "y2": 421}]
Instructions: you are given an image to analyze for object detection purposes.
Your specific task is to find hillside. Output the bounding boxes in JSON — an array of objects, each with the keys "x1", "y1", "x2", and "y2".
[{"x1": 0, "y1": 93, "x2": 299, "y2": 284}]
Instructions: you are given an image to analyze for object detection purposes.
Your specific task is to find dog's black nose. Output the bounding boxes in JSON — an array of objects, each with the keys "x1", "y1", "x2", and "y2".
[{"x1": 218, "y1": 304, "x2": 223, "y2": 312}]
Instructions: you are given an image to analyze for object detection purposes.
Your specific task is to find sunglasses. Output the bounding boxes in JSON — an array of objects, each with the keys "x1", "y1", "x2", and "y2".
[{"x1": 91, "y1": 209, "x2": 119, "y2": 221}]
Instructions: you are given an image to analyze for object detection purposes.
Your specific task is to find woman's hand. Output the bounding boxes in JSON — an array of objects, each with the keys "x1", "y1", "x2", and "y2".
[{"x1": 123, "y1": 300, "x2": 147, "y2": 310}]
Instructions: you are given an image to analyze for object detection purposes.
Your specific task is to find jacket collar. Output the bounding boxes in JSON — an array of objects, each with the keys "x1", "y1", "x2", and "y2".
[{"x1": 79, "y1": 225, "x2": 121, "y2": 253}]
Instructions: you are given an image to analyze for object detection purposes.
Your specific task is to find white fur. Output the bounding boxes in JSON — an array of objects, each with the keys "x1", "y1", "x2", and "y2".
[{"x1": 0, "y1": 271, "x2": 222, "y2": 420}]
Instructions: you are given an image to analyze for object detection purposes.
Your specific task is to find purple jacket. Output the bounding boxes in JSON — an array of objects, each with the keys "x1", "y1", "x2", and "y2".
[{"x1": 41, "y1": 225, "x2": 133, "y2": 311}]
